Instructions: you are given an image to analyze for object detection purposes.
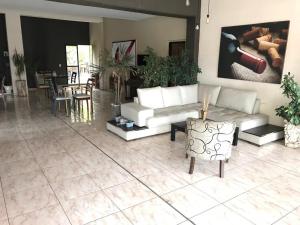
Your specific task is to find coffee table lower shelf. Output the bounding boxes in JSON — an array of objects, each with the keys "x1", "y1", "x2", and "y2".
[{"x1": 106, "y1": 120, "x2": 170, "y2": 141}]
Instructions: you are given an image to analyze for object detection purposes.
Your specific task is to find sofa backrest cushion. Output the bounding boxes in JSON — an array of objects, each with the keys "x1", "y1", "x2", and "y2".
[
  {"x1": 216, "y1": 87, "x2": 257, "y2": 114},
  {"x1": 161, "y1": 86, "x2": 182, "y2": 107},
  {"x1": 137, "y1": 86, "x2": 164, "y2": 109},
  {"x1": 252, "y1": 99, "x2": 261, "y2": 114},
  {"x1": 179, "y1": 84, "x2": 198, "y2": 105},
  {"x1": 198, "y1": 84, "x2": 221, "y2": 106}
]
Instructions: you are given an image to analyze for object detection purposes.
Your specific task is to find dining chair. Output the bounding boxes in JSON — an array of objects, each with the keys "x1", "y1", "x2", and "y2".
[
  {"x1": 185, "y1": 118, "x2": 236, "y2": 178},
  {"x1": 72, "y1": 78, "x2": 95, "y2": 113},
  {"x1": 35, "y1": 72, "x2": 50, "y2": 97},
  {"x1": 48, "y1": 78, "x2": 72, "y2": 116},
  {"x1": 0, "y1": 76, "x2": 6, "y2": 109}
]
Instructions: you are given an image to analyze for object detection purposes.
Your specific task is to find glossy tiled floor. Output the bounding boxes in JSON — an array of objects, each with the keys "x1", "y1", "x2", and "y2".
[{"x1": 1, "y1": 90, "x2": 300, "y2": 225}]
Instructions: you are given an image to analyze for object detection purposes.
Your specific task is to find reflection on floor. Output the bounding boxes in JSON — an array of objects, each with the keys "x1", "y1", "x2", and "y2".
[{"x1": 0, "y1": 90, "x2": 300, "y2": 225}]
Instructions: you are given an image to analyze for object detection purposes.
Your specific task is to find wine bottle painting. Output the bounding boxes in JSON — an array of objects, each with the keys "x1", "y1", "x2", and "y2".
[
  {"x1": 112, "y1": 40, "x2": 137, "y2": 66},
  {"x1": 218, "y1": 21, "x2": 290, "y2": 84}
]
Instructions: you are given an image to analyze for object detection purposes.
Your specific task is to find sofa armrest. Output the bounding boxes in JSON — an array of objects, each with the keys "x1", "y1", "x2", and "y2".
[{"x1": 121, "y1": 102, "x2": 154, "y2": 127}]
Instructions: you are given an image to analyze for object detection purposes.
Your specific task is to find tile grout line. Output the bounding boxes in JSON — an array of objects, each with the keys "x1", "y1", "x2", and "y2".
[
  {"x1": 21, "y1": 132, "x2": 75, "y2": 225},
  {"x1": 0, "y1": 177, "x2": 11, "y2": 225},
  {"x1": 57, "y1": 114, "x2": 196, "y2": 225}
]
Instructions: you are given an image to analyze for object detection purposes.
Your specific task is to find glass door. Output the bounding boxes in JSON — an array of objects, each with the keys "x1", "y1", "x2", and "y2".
[
  {"x1": 66, "y1": 45, "x2": 79, "y2": 84},
  {"x1": 66, "y1": 45, "x2": 92, "y2": 85}
]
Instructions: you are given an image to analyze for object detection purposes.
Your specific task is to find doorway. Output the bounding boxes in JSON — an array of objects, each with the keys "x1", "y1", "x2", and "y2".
[{"x1": 66, "y1": 45, "x2": 92, "y2": 85}]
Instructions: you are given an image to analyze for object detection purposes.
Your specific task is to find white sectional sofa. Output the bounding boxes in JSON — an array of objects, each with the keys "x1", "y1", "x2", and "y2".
[{"x1": 109, "y1": 83, "x2": 268, "y2": 141}]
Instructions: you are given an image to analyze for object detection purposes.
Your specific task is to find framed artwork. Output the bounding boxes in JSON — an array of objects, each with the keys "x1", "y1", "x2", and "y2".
[
  {"x1": 218, "y1": 21, "x2": 290, "y2": 84},
  {"x1": 112, "y1": 40, "x2": 136, "y2": 66}
]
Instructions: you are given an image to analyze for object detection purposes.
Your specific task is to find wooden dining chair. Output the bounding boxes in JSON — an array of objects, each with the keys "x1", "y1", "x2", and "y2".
[
  {"x1": 72, "y1": 78, "x2": 95, "y2": 113},
  {"x1": 35, "y1": 72, "x2": 50, "y2": 97}
]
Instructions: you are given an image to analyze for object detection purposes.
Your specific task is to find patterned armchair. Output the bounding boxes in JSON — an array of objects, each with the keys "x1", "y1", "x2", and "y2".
[{"x1": 185, "y1": 118, "x2": 236, "y2": 178}]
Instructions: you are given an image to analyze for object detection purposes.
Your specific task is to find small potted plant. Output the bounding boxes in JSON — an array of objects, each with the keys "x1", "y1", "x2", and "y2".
[
  {"x1": 12, "y1": 50, "x2": 27, "y2": 97},
  {"x1": 275, "y1": 73, "x2": 300, "y2": 148}
]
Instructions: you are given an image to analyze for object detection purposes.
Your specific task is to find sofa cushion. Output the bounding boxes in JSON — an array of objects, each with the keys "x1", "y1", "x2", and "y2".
[
  {"x1": 137, "y1": 87, "x2": 164, "y2": 109},
  {"x1": 216, "y1": 88, "x2": 257, "y2": 114},
  {"x1": 198, "y1": 84, "x2": 221, "y2": 105},
  {"x1": 161, "y1": 86, "x2": 182, "y2": 107},
  {"x1": 179, "y1": 84, "x2": 198, "y2": 105},
  {"x1": 252, "y1": 99, "x2": 261, "y2": 114},
  {"x1": 147, "y1": 106, "x2": 199, "y2": 128},
  {"x1": 206, "y1": 105, "x2": 268, "y2": 131}
]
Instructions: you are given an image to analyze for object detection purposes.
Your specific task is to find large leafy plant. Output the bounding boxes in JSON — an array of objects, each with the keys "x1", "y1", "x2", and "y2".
[
  {"x1": 276, "y1": 73, "x2": 300, "y2": 125},
  {"x1": 139, "y1": 47, "x2": 201, "y2": 88},
  {"x1": 167, "y1": 50, "x2": 201, "y2": 86},
  {"x1": 12, "y1": 50, "x2": 25, "y2": 80},
  {"x1": 139, "y1": 48, "x2": 169, "y2": 87}
]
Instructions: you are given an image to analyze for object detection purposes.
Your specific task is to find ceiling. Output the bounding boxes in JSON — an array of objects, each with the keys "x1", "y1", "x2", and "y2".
[{"x1": 0, "y1": 0, "x2": 155, "y2": 21}]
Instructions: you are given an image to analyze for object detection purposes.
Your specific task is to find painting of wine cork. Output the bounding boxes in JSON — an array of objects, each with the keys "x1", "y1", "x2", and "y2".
[{"x1": 217, "y1": 21, "x2": 290, "y2": 84}]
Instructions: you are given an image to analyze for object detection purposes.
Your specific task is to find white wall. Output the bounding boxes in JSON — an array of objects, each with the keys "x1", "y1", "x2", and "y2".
[
  {"x1": 4, "y1": 11, "x2": 27, "y2": 95},
  {"x1": 198, "y1": 0, "x2": 300, "y2": 125},
  {"x1": 90, "y1": 22, "x2": 104, "y2": 65},
  {"x1": 103, "y1": 16, "x2": 187, "y2": 57}
]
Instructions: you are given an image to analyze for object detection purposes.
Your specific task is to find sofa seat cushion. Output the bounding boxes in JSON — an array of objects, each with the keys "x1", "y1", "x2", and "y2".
[
  {"x1": 198, "y1": 84, "x2": 221, "y2": 106},
  {"x1": 179, "y1": 84, "x2": 198, "y2": 105},
  {"x1": 137, "y1": 86, "x2": 164, "y2": 109},
  {"x1": 147, "y1": 106, "x2": 199, "y2": 128},
  {"x1": 207, "y1": 105, "x2": 268, "y2": 131},
  {"x1": 216, "y1": 87, "x2": 257, "y2": 114},
  {"x1": 161, "y1": 86, "x2": 182, "y2": 107}
]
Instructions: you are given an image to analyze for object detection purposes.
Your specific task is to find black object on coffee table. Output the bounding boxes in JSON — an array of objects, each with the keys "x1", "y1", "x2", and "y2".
[{"x1": 171, "y1": 121, "x2": 240, "y2": 146}]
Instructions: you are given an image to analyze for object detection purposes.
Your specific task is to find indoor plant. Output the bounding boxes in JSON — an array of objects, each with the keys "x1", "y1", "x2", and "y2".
[
  {"x1": 139, "y1": 48, "x2": 201, "y2": 88},
  {"x1": 275, "y1": 73, "x2": 300, "y2": 148},
  {"x1": 102, "y1": 48, "x2": 136, "y2": 117},
  {"x1": 12, "y1": 50, "x2": 27, "y2": 97}
]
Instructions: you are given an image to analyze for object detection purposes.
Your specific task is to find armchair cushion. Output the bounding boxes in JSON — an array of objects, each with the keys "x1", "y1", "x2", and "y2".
[
  {"x1": 121, "y1": 102, "x2": 154, "y2": 127},
  {"x1": 186, "y1": 118, "x2": 236, "y2": 160}
]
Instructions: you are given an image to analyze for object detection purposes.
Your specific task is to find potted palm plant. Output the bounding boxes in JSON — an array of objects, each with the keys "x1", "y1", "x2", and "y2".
[
  {"x1": 12, "y1": 50, "x2": 27, "y2": 97},
  {"x1": 102, "y1": 48, "x2": 136, "y2": 117},
  {"x1": 275, "y1": 73, "x2": 300, "y2": 148}
]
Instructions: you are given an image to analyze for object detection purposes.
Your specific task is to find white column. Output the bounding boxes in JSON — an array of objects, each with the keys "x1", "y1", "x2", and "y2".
[{"x1": 5, "y1": 11, "x2": 28, "y2": 96}]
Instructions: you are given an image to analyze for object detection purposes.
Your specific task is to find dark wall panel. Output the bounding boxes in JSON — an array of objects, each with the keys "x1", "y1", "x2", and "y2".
[
  {"x1": 21, "y1": 16, "x2": 90, "y2": 88},
  {"x1": 0, "y1": 14, "x2": 12, "y2": 85}
]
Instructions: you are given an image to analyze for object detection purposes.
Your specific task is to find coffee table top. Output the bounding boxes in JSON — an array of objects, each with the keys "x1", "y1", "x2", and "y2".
[{"x1": 171, "y1": 121, "x2": 187, "y2": 128}]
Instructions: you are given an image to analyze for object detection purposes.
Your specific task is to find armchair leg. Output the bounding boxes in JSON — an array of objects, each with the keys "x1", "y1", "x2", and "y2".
[
  {"x1": 189, "y1": 157, "x2": 195, "y2": 174},
  {"x1": 219, "y1": 160, "x2": 225, "y2": 178}
]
